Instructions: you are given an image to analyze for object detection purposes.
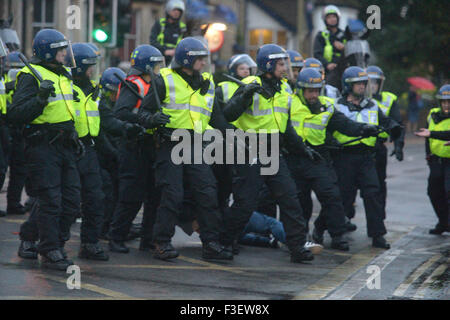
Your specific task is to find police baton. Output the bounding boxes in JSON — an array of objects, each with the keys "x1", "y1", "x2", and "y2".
[
  {"x1": 18, "y1": 53, "x2": 44, "y2": 82},
  {"x1": 223, "y1": 74, "x2": 272, "y2": 99},
  {"x1": 113, "y1": 72, "x2": 144, "y2": 100},
  {"x1": 339, "y1": 127, "x2": 387, "y2": 146},
  {"x1": 148, "y1": 68, "x2": 162, "y2": 112}
]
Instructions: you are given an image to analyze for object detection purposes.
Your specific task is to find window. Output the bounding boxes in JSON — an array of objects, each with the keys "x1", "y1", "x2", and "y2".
[
  {"x1": 32, "y1": 0, "x2": 56, "y2": 37},
  {"x1": 248, "y1": 29, "x2": 288, "y2": 59}
]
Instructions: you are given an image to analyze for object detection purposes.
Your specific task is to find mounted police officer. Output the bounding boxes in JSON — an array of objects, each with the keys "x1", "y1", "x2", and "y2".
[
  {"x1": 150, "y1": 0, "x2": 187, "y2": 65},
  {"x1": 288, "y1": 68, "x2": 380, "y2": 251},
  {"x1": 10, "y1": 29, "x2": 82, "y2": 270}
]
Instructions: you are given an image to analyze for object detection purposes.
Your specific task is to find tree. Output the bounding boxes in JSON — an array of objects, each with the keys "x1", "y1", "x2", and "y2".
[{"x1": 358, "y1": 0, "x2": 449, "y2": 95}]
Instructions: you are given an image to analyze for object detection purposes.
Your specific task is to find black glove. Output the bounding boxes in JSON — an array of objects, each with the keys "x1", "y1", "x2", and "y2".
[
  {"x1": 361, "y1": 124, "x2": 379, "y2": 138},
  {"x1": 144, "y1": 111, "x2": 171, "y2": 128},
  {"x1": 124, "y1": 122, "x2": 145, "y2": 139},
  {"x1": 73, "y1": 89, "x2": 80, "y2": 102},
  {"x1": 242, "y1": 83, "x2": 263, "y2": 99},
  {"x1": 389, "y1": 125, "x2": 402, "y2": 141},
  {"x1": 199, "y1": 79, "x2": 210, "y2": 95},
  {"x1": 37, "y1": 80, "x2": 56, "y2": 100},
  {"x1": 300, "y1": 142, "x2": 324, "y2": 162},
  {"x1": 390, "y1": 141, "x2": 404, "y2": 161},
  {"x1": 5, "y1": 81, "x2": 15, "y2": 93}
]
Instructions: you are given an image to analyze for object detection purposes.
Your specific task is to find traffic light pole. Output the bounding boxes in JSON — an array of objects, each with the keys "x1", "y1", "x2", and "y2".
[{"x1": 107, "y1": 0, "x2": 118, "y2": 48}]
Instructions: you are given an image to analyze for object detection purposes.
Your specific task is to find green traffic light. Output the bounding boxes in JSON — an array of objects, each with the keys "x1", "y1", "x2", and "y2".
[{"x1": 93, "y1": 29, "x2": 108, "y2": 42}]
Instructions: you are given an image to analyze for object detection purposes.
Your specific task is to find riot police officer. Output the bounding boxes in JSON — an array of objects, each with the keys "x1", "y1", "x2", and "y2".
[
  {"x1": 286, "y1": 50, "x2": 304, "y2": 89},
  {"x1": 141, "y1": 37, "x2": 232, "y2": 261},
  {"x1": 70, "y1": 43, "x2": 109, "y2": 260},
  {"x1": 3, "y1": 51, "x2": 28, "y2": 216},
  {"x1": 222, "y1": 44, "x2": 321, "y2": 263},
  {"x1": 97, "y1": 67, "x2": 144, "y2": 239},
  {"x1": 288, "y1": 68, "x2": 380, "y2": 250},
  {"x1": 109, "y1": 45, "x2": 166, "y2": 253},
  {"x1": 332, "y1": 66, "x2": 402, "y2": 249},
  {"x1": 10, "y1": 29, "x2": 81, "y2": 270},
  {"x1": 304, "y1": 57, "x2": 341, "y2": 99},
  {"x1": 367, "y1": 65, "x2": 405, "y2": 219}
]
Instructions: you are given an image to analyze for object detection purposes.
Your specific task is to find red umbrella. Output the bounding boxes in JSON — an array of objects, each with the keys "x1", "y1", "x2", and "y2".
[{"x1": 407, "y1": 77, "x2": 436, "y2": 91}]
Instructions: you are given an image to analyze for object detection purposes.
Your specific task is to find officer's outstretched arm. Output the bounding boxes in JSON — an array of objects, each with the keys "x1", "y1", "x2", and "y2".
[
  {"x1": 328, "y1": 110, "x2": 368, "y2": 137},
  {"x1": 223, "y1": 86, "x2": 252, "y2": 122},
  {"x1": 7, "y1": 73, "x2": 47, "y2": 124}
]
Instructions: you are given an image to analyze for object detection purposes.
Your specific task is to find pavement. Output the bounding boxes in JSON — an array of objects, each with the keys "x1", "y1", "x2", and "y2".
[{"x1": 0, "y1": 134, "x2": 448, "y2": 300}]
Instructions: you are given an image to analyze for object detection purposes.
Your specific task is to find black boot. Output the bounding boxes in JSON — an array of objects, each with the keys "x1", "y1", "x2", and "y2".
[
  {"x1": 202, "y1": 241, "x2": 233, "y2": 261},
  {"x1": 312, "y1": 228, "x2": 324, "y2": 245},
  {"x1": 429, "y1": 224, "x2": 449, "y2": 235},
  {"x1": 18, "y1": 241, "x2": 38, "y2": 259},
  {"x1": 139, "y1": 238, "x2": 155, "y2": 251},
  {"x1": 109, "y1": 240, "x2": 129, "y2": 253},
  {"x1": 331, "y1": 235, "x2": 350, "y2": 251},
  {"x1": 40, "y1": 250, "x2": 73, "y2": 271},
  {"x1": 60, "y1": 247, "x2": 73, "y2": 265},
  {"x1": 153, "y1": 242, "x2": 179, "y2": 260},
  {"x1": 7, "y1": 205, "x2": 27, "y2": 215},
  {"x1": 344, "y1": 217, "x2": 357, "y2": 232},
  {"x1": 291, "y1": 247, "x2": 314, "y2": 263},
  {"x1": 372, "y1": 236, "x2": 390, "y2": 249},
  {"x1": 79, "y1": 243, "x2": 109, "y2": 261}
]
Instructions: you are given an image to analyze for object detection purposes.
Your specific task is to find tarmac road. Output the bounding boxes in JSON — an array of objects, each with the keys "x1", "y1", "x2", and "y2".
[{"x1": 0, "y1": 134, "x2": 448, "y2": 300}]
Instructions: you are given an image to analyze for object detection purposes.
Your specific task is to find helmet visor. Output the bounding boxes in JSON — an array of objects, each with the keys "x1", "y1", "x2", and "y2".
[
  {"x1": 147, "y1": 55, "x2": 166, "y2": 76},
  {"x1": 0, "y1": 28, "x2": 20, "y2": 51},
  {"x1": 368, "y1": 76, "x2": 384, "y2": 95},
  {"x1": 229, "y1": 54, "x2": 257, "y2": 77},
  {"x1": 63, "y1": 41, "x2": 77, "y2": 69}
]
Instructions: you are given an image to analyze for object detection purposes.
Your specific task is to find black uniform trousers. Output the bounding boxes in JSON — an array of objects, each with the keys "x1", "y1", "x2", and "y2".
[
  {"x1": 427, "y1": 157, "x2": 450, "y2": 228},
  {"x1": 333, "y1": 149, "x2": 387, "y2": 238},
  {"x1": 223, "y1": 155, "x2": 307, "y2": 252},
  {"x1": 77, "y1": 141, "x2": 104, "y2": 244},
  {"x1": 287, "y1": 154, "x2": 347, "y2": 237},
  {"x1": 7, "y1": 126, "x2": 28, "y2": 211},
  {"x1": 152, "y1": 140, "x2": 222, "y2": 244},
  {"x1": 25, "y1": 137, "x2": 81, "y2": 254},
  {"x1": 0, "y1": 124, "x2": 9, "y2": 192},
  {"x1": 109, "y1": 135, "x2": 159, "y2": 243},
  {"x1": 375, "y1": 140, "x2": 388, "y2": 219}
]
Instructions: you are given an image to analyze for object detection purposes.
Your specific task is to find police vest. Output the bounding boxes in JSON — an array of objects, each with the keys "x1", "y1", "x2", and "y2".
[
  {"x1": 218, "y1": 81, "x2": 240, "y2": 103},
  {"x1": 71, "y1": 85, "x2": 100, "y2": 138},
  {"x1": 374, "y1": 91, "x2": 397, "y2": 138},
  {"x1": 117, "y1": 75, "x2": 150, "y2": 114},
  {"x1": 0, "y1": 79, "x2": 6, "y2": 115},
  {"x1": 156, "y1": 18, "x2": 187, "y2": 49},
  {"x1": 322, "y1": 30, "x2": 347, "y2": 63},
  {"x1": 233, "y1": 76, "x2": 292, "y2": 134},
  {"x1": 427, "y1": 108, "x2": 450, "y2": 158},
  {"x1": 17, "y1": 64, "x2": 74, "y2": 124},
  {"x1": 290, "y1": 96, "x2": 335, "y2": 146},
  {"x1": 160, "y1": 67, "x2": 215, "y2": 133},
  {"x1": 333, "y1": 99, "x2": 379, "y2": 147}
]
